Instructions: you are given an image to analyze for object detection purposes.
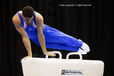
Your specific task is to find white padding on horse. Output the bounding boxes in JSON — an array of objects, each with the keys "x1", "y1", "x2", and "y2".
[{"x1": 21, "y1": 51, "x2": 104, "y2": 76}]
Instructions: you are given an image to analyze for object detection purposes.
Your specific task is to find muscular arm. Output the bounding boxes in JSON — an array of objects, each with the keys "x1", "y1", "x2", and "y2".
[
  {"x1": 12, "y1": 14, "x2": 32, "y2": 57},
  {"x1": 36, "y1": 13, "x2": 55, "y2": 56},
  {"x1": 36, "y1": 13, "x2": 48, "y2": 54}
]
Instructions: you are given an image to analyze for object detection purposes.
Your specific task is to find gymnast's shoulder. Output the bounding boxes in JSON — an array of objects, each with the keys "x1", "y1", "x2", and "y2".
[
  {"x1": 34, "y1": 11, "x2": 44, "y2": 23},
  {"x1": 12, "y1": 12, "x2": 21, "y2": 26}
]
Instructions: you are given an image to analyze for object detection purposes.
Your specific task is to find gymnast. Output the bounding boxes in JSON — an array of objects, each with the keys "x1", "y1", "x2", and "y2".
[{"x1": 12, "y1": 6, "x2": 90, "y2": 61}]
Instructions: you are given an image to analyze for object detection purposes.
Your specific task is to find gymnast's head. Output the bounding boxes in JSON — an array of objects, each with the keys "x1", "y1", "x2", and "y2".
[{"x1": 22, "y1": 6, "x2": 34, "y2": 25}]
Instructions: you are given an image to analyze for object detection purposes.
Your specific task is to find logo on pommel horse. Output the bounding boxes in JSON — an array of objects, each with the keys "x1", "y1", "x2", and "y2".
[{"x1": 61, "y1": 70, "x2": 84, "y2": 75}]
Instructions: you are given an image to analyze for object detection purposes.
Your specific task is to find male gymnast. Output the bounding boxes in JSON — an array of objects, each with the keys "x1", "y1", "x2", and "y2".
[{"x1": 12, "y1": 6, "x2": 90, "y2": 61}]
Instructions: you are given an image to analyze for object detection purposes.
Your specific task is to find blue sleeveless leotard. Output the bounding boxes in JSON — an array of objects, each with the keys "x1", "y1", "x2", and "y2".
[{"x1": 17, "y1": 11, "x2": 83, "y2": 52}]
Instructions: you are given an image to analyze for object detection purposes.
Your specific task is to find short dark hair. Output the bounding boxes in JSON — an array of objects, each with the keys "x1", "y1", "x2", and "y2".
[{"x1": 22, "y1": 6, "x2": 34, "y2": 18}]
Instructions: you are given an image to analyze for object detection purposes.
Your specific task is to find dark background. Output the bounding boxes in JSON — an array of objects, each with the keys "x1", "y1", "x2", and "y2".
[{"x1": 0, "y1": 0, "x2": 113, "y2": 76}]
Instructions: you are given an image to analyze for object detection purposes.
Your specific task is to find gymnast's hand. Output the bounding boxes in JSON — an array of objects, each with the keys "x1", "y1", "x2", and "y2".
[
  {"x1": 44, "y1": 52, "x2": 56, "y2": 57},
  {"x1": 21, "y1": 55, "x2": 32, "y2": 62}
]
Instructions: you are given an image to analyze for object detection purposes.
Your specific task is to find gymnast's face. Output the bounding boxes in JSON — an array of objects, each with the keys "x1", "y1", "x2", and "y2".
[{"x1": 23, "y1": 16, "x2": 33, "y2": 25}]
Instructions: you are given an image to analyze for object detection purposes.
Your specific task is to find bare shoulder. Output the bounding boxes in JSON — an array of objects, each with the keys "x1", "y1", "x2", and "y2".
[
  {"x1": 35, "y1": 12, "x2": 43, "y2": 23},
  {"x1": 12, "y1": 12, "x2": 26, "y2": 35},
  {"x1": 12, "y1": 12, "x2": 21, "y2": 25}
]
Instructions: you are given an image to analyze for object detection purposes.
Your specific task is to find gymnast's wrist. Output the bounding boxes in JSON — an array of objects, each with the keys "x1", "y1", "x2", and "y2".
[
  {"x1": 43, "y1": 50, "x2": 48, "y2": 55},
  {"x1": 28, "y1": 53, "x2": 32, "y2": 57}
]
